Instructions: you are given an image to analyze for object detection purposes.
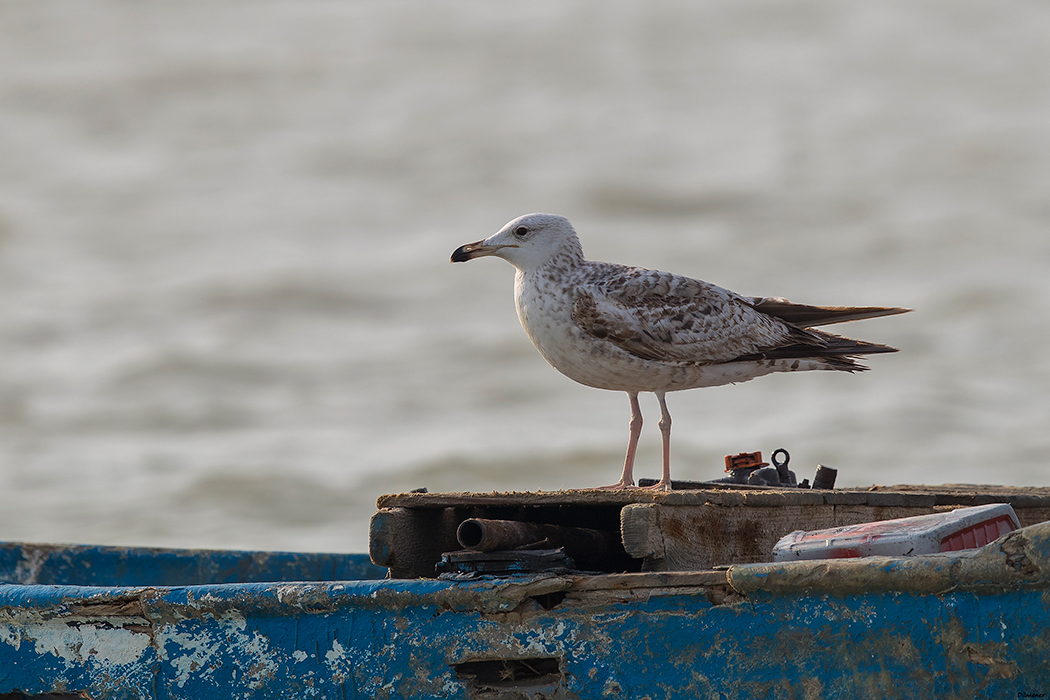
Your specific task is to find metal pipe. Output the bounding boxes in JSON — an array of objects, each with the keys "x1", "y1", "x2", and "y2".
[
  {"x1": 456, "y1": 518, "x2": 621, "y2": 570},
  {"x1": 457, "y1": 519, "x2": 547, "y2": 551}
]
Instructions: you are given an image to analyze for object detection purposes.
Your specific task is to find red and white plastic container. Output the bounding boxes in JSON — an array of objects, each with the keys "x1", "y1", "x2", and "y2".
[{"x1": 772, "y1": 503, "x2": 1021, "y2": 562}]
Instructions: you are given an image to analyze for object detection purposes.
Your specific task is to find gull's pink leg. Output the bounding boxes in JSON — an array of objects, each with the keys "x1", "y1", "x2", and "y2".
[
  {"x1": 597, "y1": 391, "x2": 642, "y2": 489},
  {"x1": 641, "y1": 392, "x2": 672, "y2": 491}
]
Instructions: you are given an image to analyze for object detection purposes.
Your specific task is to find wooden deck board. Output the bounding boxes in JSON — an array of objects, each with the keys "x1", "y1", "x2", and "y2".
[
  {"x1": 373, "y1": 484, "x2": 1050, "y2": 577},
  {"x1": 377, "y1": 484, "x2": 1050, "y2": 510}
]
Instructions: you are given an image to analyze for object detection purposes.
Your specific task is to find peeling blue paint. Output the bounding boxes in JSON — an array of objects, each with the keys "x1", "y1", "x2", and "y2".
[
  {"x1": 1, "y1": 529, "x2": 1049, "y2": 699},
  {"x1": 0, "y1": 541, "x2": 386, "y2": 587}
]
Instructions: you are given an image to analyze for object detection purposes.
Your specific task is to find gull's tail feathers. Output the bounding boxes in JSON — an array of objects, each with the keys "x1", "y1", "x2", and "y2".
[{"x1": 749, "y1": 297, "x2": 911, "y2": 328}]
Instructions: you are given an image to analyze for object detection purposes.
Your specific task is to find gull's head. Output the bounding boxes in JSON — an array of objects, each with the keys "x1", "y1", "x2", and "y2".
[{"x1": 450, "y1": 213, "x2": 584, "y2": 271}]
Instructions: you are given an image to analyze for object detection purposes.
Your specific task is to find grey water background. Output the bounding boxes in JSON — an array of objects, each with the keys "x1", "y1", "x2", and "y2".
[{"x1": 1, "y1": 1, "x2": 1049, "y2": 554}]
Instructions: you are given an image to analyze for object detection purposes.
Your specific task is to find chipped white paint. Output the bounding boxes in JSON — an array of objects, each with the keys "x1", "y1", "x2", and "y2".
[
  {"x1": 275, "y1": 584, "x2": 301, "y2": 604},
  {"x1": 0, "y1": 621, "x2": 22, "y2": 651},
  {"x1": 157, "y1": 617, "x2": 236, "y2": 688},
  {"x1": 442, "y1": 677, "x2": 464, "y2": 695},
  {"x1": 0, "y1": 599, "x2": 322, "y2": 697},
  {"x1": 0, "y1": 609, "x2": 151, "y2": 667},
  {"x1": 324, "y1": 636, "x2": 383, "y2": 691},
  {"x1": 325, "y1": 638, "x2": 347, "y2": 666},
  {"x1": 274, "y1": 582, "x2": 328, "y2": 605},
  {"x1": 240, "y1": 628, "x2": 277, "y2": 688},
  {"x1": 324, "y1": 639, "x2": 348, "y2": 685},
  {"x1": 519, "y1": 619, "x2": 575, "y2": 657},
  {"x1": 155, "y1": 610, "x2": 277, "y2": 691}
]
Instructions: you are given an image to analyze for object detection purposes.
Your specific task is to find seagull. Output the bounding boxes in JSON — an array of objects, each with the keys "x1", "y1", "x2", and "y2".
[{"x1": 451, "y1": 213, "x2": 909, "y2": 491}]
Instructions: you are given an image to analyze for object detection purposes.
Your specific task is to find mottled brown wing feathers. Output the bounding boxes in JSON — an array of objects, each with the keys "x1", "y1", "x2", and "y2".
[
  {"x1": 571, "y1": 291, "x2": 670, "y2": 362},
  {"x1": 571, "y1": 282, "x2": 808, "y2": 364},
  {"x1": 571, "y1": 269, "x2": 905, "y2": 367}
]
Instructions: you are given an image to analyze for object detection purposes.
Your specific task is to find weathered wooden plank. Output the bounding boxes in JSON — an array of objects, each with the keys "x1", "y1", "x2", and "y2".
[
  {"x1": 619, "y1": 503, "x2": 663, "y2": 560},
  {"x1": 875, "y1": 483, "x2": 1050, "y2": 496},
  {"x1": 376, "y1": 489, "x2": 676, "y2": 509},
  {"x1": 621, "y1": 503, "x2": 956, "y2": 571},
  {"x1": 379, "y1": 485, "x2": 1050, "y2": 510},
  {"x1": 369, "y1": 507, "x2": 465, "y2": 579},
  {"x1": 873, "y1": 483, "x2": 1050, "y2": 507},
  {"x1": 373, "y1": 486, "x2": 1050, "y2": 577},
  {"x1": 864, "y1": 492, "x2": 906, "y2": 507},
  {"x1": 1016, "y1": 508, "x2": 1050, "y2": 528},
  {"x1": 829, "y1": 504, "x2": 940, "y2": 526},
  {"x1": 569, "y1": 570, "x2": 729, "y2": 591},
  {"x1": 823, "y1": 491, "x2": 871, "y2": 505}
]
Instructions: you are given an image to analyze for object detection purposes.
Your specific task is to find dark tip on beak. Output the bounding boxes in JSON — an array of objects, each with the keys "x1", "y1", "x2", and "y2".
[
  {"x1": 451, "y1": 239, "x2": 486, "y2": 263},
  {"x1": 450, "y1": 244, "x2": 473, "y2": 263}
]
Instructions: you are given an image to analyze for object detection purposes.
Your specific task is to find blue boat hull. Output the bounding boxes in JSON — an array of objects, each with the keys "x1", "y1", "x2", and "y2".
[{"x1": 2, "y1": 523, "x2": 1049, "y2": 699}]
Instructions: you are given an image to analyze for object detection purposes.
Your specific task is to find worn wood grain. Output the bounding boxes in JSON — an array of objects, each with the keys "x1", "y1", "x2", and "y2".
[
  {"x1": 373, "y1": 485, "x2": 1050, "y2": 577},
  {"x1": 620, "y1": 503, "x2": 957, "y2": 570},
  {"x1": 569, "y1": 570, "x2": 729, "y2": 591},
  {"x1": 378, "y1": 485, "x2": 1050, "y2": 510}
]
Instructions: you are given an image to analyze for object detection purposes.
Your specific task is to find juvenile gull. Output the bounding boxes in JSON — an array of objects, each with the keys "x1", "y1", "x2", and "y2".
[{"x1": 451, "y1": 213, "x2": 909, "y2": 491}]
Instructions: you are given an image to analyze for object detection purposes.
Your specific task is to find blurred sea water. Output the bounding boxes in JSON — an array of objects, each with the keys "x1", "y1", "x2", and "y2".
[{"x1": 1, "y1": 0, "x2": 1049, "y2": 553}]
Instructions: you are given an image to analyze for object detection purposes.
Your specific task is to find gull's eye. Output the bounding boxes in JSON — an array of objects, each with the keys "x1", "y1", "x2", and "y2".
[{"x1": 514, "y1": 226, "x2": 529, "y2": 238}]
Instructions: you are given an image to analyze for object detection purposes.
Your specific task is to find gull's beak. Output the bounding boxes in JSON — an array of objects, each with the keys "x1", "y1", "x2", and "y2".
[{"x1": 450, "y1": 239, "x2": 517, "y2": 263}]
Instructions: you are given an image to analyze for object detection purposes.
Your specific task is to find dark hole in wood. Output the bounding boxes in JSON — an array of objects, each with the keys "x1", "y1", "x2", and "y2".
[
  {"x1": 454, "y1": 657, "x2": 561, "y2": 687},
  {"x1": 531, "y1": 591, "x2": 567, "y2": 610}
]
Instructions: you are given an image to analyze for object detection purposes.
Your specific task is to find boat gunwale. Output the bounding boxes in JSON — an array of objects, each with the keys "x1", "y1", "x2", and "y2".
[{"x1": 0, "y1": 518, "x2": 1047, "y2": 621}]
